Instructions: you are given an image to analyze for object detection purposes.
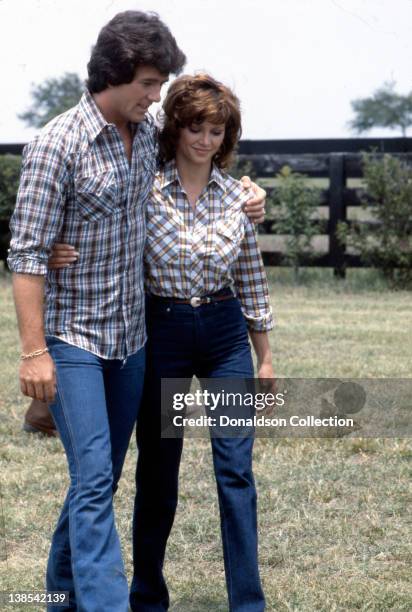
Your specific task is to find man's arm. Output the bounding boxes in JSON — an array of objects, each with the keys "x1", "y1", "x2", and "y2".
[
  {"x1": 8, "y1": 135, "x2": 69, "y2": 403},
  {"x1": 12, "y1": 273, "x2": 56, "y2": 403}
]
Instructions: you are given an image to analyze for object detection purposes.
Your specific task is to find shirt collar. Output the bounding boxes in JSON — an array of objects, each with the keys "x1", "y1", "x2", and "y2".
[
  {"x1": 78, "y1": 90, "x2": 153, "y2": 143},
  {"x1": 78, "y1": 91, "x2": 109, "y2": 142},
  {"x1": 160, "y1": 159, "x2": 226, "y2": 195},
  {"x1": 158, "y1": 159, "x2": 178, "y2": 189},
  {"x1": 209, "y1": 163, "x2": 226, "y2": 193}
]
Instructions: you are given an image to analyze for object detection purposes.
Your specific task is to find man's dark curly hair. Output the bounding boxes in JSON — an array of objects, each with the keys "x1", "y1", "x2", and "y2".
[{"x1": 87, "y1": 11, "x2": 186, "y2": 93}]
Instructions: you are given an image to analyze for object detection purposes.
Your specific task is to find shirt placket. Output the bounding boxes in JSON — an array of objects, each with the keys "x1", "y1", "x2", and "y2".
[
  {"x1": 111, "y1": 127, "x2": 133, "y2": 360},
  {"x1": 191, "y1": 190, "x2": 210, "y2": 296},
  {"x1": 172, "y1": 183, "x2": 194, "y2": 297},
  {"x1": 125, "y1": 141, "x2": 146, "y2": 360}
]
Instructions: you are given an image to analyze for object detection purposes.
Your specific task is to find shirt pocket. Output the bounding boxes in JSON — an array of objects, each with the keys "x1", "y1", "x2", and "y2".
[
  {"x1": 75, "y1": 171, "x2": 120, "y2": 222},
  {"x1": 205, "y1": 217, "x2": 245, "y2": 268},
  {"x1": 145, "y1": 213, "x2": 181, "y2": 266}
]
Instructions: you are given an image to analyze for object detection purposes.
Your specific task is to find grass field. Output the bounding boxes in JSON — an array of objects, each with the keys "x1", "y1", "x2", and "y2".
[{"x1": 1, "y1": 269, "x2": 411, "y2": 611}]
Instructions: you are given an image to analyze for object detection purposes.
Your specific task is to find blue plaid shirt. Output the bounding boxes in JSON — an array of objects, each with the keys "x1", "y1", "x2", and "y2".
[{"x1": 8, "y1": 91, "x2": 157, "y2": 359}]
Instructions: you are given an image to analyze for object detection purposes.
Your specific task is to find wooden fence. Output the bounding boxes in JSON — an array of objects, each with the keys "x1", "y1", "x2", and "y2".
[
  {"x1": 1, "y1": 138, "x2": 412, "y2": 275},
  {"x1": 238, "y1": 138, "x2": 412, "y2": 276}
]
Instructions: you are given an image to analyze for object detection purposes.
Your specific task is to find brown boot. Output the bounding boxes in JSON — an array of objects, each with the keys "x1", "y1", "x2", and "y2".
[{"x1": 23, "y1": 399, "x2": 58, "y2": 437}]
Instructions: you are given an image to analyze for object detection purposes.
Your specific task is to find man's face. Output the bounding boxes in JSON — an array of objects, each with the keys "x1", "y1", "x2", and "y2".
[{"x1": 109, "y1": 66, "x2": 169, "y2": 124}]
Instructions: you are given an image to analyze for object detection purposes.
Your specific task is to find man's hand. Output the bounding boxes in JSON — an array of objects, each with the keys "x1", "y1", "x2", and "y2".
[
  {"x1": 48, "y1": 243, "x2": 79, "y2": 269},
  {"x1": 240, "y1": 176, "x2": 266, "y2": 224},
  {"x1": 19, "y1": 352, "x2": 56, "y2": 403}
]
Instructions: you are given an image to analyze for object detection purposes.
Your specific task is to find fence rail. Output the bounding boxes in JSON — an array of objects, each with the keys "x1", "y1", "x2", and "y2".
[{"x1": 1, "y1": 138, "x2": 412, "y2": 274}]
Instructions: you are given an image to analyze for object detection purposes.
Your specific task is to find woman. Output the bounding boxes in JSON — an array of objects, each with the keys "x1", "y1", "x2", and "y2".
[
  {"x1": 52, "y1": 74, "x2": 274, "y2": 611},
  {"x1": 130, "y1": 74, "x2": 274, "y2": 612}
]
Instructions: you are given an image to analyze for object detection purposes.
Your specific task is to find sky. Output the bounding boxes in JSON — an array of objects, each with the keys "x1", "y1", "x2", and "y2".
[{"x1": 0, "y1": 0, "x2": 411, "y2": 143}]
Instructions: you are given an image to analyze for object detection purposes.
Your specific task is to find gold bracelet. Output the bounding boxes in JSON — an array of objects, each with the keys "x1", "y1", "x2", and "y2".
[{"x1": 20, "y1": 347, "x2": 49, "y2": 361}]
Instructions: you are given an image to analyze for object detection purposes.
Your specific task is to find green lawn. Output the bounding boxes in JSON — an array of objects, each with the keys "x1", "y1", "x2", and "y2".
[{"x1": 1, "y1": 269, "x2": 411, "y2": 611}]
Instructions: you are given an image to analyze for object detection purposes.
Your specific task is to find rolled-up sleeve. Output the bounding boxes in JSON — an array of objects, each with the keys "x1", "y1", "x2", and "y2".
[
  {"x1": 232, "y1": 215, "x2": 274, "y2": 332},
  {"x1": 7, "y1": 135, "x2": 68, "y2": 275}
]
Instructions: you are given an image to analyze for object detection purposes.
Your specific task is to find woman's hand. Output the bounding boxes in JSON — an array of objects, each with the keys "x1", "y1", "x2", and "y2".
[
  {"x1": 257, "y1": 361, "x2": 277, "y2": 416},
  {"x1": 240, "y1": 176, "x2": 266, "y2": 224},
  {"x1": 48, "y1": 243, "x2": 79, "y2": 270}
]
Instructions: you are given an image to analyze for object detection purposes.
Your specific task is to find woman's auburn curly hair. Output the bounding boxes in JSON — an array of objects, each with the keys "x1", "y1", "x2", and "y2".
[{"x1": 158, "y1": 73, "x2": 242, "y2": 169}]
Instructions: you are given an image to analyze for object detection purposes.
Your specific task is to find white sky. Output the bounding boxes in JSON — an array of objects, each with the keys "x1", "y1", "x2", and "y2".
[{"x1": 0, "y1": 0, "x2": 411, "y2": 143}]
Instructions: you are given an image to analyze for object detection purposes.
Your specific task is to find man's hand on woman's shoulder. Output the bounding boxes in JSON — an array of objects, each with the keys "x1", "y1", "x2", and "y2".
[{"x1": 240, "y1": 176, "x2": 266, "y2": 224}]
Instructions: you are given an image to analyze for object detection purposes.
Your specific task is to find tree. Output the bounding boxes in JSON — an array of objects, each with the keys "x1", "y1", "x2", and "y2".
[
  {"x1": 18, "y1": 72, "x2": 84, "y2": 128},
  {"x1": 348, "y1": 81, "x2": 412, "y2": 137}
]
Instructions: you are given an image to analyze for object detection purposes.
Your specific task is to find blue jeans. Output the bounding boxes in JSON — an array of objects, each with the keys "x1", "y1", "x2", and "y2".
[
  {"x1": 130, "y1": 294, "x2": 265, "y2": 611},
  {"x1": 45, "y1": 336, "x2": 145, "y2": 612}
]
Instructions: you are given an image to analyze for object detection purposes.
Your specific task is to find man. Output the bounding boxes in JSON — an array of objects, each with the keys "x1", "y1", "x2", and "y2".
[
  {"x1": 10, "y1": 9, "x2": 265, "y2": 611},
  {"x1": 9, "y1": 11, "x2": 185, "y2": 611}
]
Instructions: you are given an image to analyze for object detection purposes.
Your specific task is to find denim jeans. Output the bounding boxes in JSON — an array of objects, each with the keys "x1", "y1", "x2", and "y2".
[
  {"x1": 130, "y1": 294, "x2": 265, "y2": 612},
  {"x1": 45, "y1": 336, "x2": 145, "y2": 612}
]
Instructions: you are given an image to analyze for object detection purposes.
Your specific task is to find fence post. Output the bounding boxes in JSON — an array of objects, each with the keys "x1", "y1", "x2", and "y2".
[{"x1": 329, "y1": 153, "x2": 346, "y2": 278}]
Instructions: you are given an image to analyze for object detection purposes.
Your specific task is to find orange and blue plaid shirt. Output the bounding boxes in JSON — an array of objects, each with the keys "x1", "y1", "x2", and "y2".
[
  {"x1": 8, "y1": 91, "x2": 157, "y2": 359},
  {"x1": 144, "y1": 160, "x2": 274, "y2": 332}
]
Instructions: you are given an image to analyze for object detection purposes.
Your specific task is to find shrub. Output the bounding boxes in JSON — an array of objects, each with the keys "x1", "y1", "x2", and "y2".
[
  {"x1": 0, "y1": 155, "x2": 21, "y2": 266},
  {"x1": 270, "y1": 165, "x2": 322, "y2": 280},
  {"x1": 0, "y1": 155, "x2": 21, "y2": 219},
  {"x1": 337, "y1": 153, "x2": 412, "y2": 288}
]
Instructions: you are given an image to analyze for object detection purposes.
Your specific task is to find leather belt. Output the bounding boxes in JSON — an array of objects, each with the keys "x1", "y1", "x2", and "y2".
[
  {"x1": 175, "y1": 294, "x2": 234, "y2": 307},
  {"x1": 149, "y1": 291, "x2": 234, "y2": 308}
]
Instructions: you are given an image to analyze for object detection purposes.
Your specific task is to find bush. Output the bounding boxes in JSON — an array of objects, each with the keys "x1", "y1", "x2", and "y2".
[
  {"x1": 0, "y1": 155, "x2": 21, "y2": 265},
  {"x1": 269, "y1": 165, "x2": 322, "y2": 280},
  {"x1": 0, "y1": 155, "x2": 21, "y2": 219},
  {"x1": 338, "y1": 153, "x2": 412, "y2": 288}
]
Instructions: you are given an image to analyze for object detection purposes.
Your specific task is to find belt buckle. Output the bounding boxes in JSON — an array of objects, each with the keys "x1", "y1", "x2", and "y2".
[{"x1": 190, "y1": 296, "x2": 202, "y2": 308}]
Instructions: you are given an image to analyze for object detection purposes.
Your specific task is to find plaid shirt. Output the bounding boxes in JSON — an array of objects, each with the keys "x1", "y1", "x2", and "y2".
[
  {"x1": 8, "y1": 91, "x2": 157, "y2": 359},
  {"x1": 144, "y1": 160, "x2": 274, "y2": 331}
]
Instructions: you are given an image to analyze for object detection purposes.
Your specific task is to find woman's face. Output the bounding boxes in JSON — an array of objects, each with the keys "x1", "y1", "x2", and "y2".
[{"x1": 176, "y1": 120, "x2": 225, "y2": 166}]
